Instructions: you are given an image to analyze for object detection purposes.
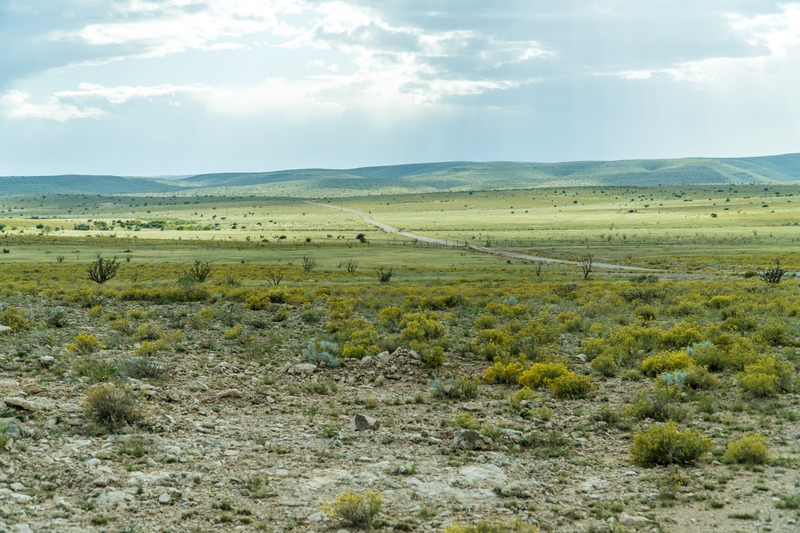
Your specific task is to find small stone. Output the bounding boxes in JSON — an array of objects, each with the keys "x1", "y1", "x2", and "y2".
[
  {"x1": 13, "y1": 524, "x2": 32, "y2": 533},
  {"x1": 360, "y1": 356, "x2": 374, "y2": 367},
  {"x1": 461, "y1": 402, "x2": 481, "y2": 412},
  {"x1": 188, "y1": 381, "x2": 210, "y2": 391},
  {"x1": 10, "y1": 493, "x2": 31, "y2": 504},
  {"x1": 292, "y1": 363, "x2": 317, "y2": 375},
  {"x1": 9, "y1": 483, "x2": 25, "y2": 491},
  {"x1": 216, "y1": 389, "x2": 243, "y2": 400},
  {"x1": 351, "y1": 414, "x2": 380, "y2": 431},
  {"x1": 39, "y1": 355, "x2": 55, "y2": 367},
  {"x1": 146, "y1": 457, "x2": 158, "y2": 467},
  {"x1": 307, "y1": 511, "x2": 327, "y2": 523},
  {"x1": 619, "y1": 512, "x2": 651, "y2": 525},
  {"x1": 452, "y1": 429, "x2": 492, "y2": 450},
  {"x1": 158, "y1": 492, "x2": 171, "y2": 504}
]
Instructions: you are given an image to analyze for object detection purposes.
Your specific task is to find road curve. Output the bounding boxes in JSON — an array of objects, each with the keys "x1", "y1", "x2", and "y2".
[{"x1": 305, "y1": 200, "x2": 662, "y2": 272}]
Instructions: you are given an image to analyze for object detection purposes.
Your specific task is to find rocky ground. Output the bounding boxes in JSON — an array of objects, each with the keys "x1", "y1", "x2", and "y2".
[{"x1": 0, "y1": 321, "x2": 799, "y2": 533}]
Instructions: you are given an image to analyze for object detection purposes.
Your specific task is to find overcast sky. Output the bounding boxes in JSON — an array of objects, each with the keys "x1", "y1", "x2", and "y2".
[{"x1": 1, "y1": 0, "x2": 799, "y2": 176}]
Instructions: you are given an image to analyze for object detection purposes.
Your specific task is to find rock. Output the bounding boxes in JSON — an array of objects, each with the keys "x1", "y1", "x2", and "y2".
[
  {"x1": 95, "y1": 490, "x2": 132, "y2": 508},
  {"x1": 351, "y1": 414, "x2": 380, "y2": 431},
  {"x1": 9, "y1": 493, "x2": 31, "y2": 504},
  {"x1": 54, "y1": 497, "x2": 72, "y2": 511},
  {"x1": 461, "y1": 402, "x2": 481, "y2": 412},
  {"x1": 12, "y1": 524, "x2": 32, "y2": 533},
  {"x1": 0, "y1": 325, "x2": 11, "y2": 335},
  {"x1": 570, "y1": 353, "x2": 587, "y2": 362},
  {"x1": 619, "y1": 512, "x2": 651, "y2": 525},
  {"x1": 292, "y1": 363, "x2": 317, "y2": 375},
  {"x1": 360, "y1": 356, "x2": 374, "y2": 367},
  {"x1": 306, "y1": 511, "x2": 327, "y2": 523},
  {"x1": 39, "y1": 355, "x2": 55, "y2": 367},
  {"x1": 3, "y1": 397, "x2": 38, "y2": 412},
  {"x1": 216, "y1": 389, "x2": 243, "y2": 400},
  {"x1": 188, "y1": 381, "x2": 209, "y2": 391},
  {"x1": 158, "y1": 492, "x2": 171, "y2": 504},
  {"x1": 458, "y1": 465, "x2": 507, "y2": 485},
  {"x1": 452, "y1": 429, "x2": 493, "y2": 450}
]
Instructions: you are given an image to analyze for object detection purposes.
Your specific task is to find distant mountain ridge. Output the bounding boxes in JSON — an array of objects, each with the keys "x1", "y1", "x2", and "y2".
[{"x1": 2, "y1": 153, "x2": 799, "y2": 197}]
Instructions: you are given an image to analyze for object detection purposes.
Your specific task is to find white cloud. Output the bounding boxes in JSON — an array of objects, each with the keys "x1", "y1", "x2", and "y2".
[
  {"x1": 0, "y1": 89, "x2": 104, "y2": 121},
  {"x1": 601, "y1": 3, "x2": 800, "y2": 85},
  {"x1": 0, "y1": 83, "x2": 209, "y2": 121}
]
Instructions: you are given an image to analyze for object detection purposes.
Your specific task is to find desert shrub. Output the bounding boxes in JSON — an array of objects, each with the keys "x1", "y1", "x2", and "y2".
[
  {"x1": 473, "y1": 314, "x2": 497, "y2": 330},
  {"x1": 660, "y1": 322, "x2": 702, "y2": 350},
  {"x1": 758, "y1": 260, "x2": 785, "y2": 285},
  {"x1": 451, "y1": 412, "x2": 480, "y2": 430},
  {"x1": 83, "y1": 383, "x2": 144, "y2": 432},
  {"x1": 418, "y1": 344, "x2": 446, "y2": 368},
  {"x1": 623, "y1": 386, "x2": 687, "y2": 422},
  {"x1": 483, "y1": 354, "x2": 527, "y2": 384},
  {"x1": 517, "y1": 362, "x2": 570, "y2": 389},
  {"x1": 755, "y1": 319, "x2": 789, "y2": 346},
  {"x1": 134, "y1": 340, "x2": 166, "y2": 357},
  {"x1": 556, "y1": 310, "x2": 584, "y2": 333},
  {"x1": 378, "y1": 306, "x2": 403, "y2": 331},
  {"x1": 737, "y1": 357, "x2": 794, "y2": 397},
  {"x1": 399, "y1": 312, "x2": 446, "y2": 342},
  {"x1": 0, "y1": 306, "x2": 30, "y2": 331},
  {"x1": 682, "y1": 365, "x2": 721, "y2": 390},
  {"x1": 322, "y1": 490, "x2": 382, "y2": 529},
  {"x1": 223, "y1": 324, "x2": 243, "y2": 340},
  {"x1": 508, "y1": 387, "x2": 536, "y2": 409},
  {"x1": 641, "y1": 350, "x2": 692, "y2": 377},
  {"x1": 444, "y1": 521, "x2": 538, "y2": 533},
  {"x1": 431, "y1": 376, "x2": 480, "y2": 400},
  {"x1": 304, "y1": 340, "x2": 340, "y2": 367},
  {"x1": 726, "y1": 433, "x2": 770, "y2": 465},
  {"x1": 46, "y1": 308, "x2": 70, "y2": 328},
  {"x1": 629, "y1": 422, "x2": 713, "y2": 467},
  {"x1": 590, "y1": 354, "x2": 617, "y2": 377},
  {"x1": 550, "y1": 373, "x2": 591, "y2": 399},
  {"x1": 245, "y1": 294, "x2": 266, "y2": 310},
  {"x1": 635, "y1": 304, "x2": 658, "y2": 321},
  {"x1": 118, "y1": 357, "x2": 169, "y2": 380},
  {"x1": 135, "y1": 322, "x2": 162, "y2": 340},
  {"x1": 73, "y1": 355, "x2": 118, "y2": 383},
  {"x1": 67, "y1": 333, "x2": 102, "y2": 355}
]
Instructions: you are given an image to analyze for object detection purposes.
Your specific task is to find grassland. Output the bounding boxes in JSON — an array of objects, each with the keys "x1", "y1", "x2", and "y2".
[{"x1": 0, "y1": 184, "x2": 798, "y2": 532}]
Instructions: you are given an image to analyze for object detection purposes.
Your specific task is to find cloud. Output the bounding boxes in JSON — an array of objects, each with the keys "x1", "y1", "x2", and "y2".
[
  {"x1": 0, "y1": 90, "x2": 104, "y2": 121},
  {"x1": 599, "y1": 3, "x2": 800, "y2": 85},
  {"x1": 0, "y1": 83, "x2": 208, "y2": 121}
]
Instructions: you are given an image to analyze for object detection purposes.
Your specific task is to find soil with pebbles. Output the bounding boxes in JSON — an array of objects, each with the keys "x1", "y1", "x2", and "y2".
[{"x1": 0, "y1": 329, "x2": 799, "y2": 533}]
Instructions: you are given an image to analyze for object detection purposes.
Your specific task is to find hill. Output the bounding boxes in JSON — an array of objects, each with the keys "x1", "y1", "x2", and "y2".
[{"x1": 2, "y1": 153, "x2": 799, "y2": 197}]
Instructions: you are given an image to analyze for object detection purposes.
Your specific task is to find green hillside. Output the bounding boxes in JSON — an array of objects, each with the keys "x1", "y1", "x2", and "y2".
[
  {"x1": 2, "y1": 153, "x2": 799, "y2": 197},
  {"x1": 0, "y1": 175, "x2": 184, "y2": 196}
]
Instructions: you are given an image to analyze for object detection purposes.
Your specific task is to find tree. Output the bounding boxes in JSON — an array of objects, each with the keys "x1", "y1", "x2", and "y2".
[{"x1": 579, "y1": 255, "x2": 593, "y2": 280}]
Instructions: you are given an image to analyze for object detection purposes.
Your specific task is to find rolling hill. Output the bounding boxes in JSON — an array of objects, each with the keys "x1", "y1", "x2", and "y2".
[{"x1": 2, "y1": 153, "x2": 799, "y2": 197}]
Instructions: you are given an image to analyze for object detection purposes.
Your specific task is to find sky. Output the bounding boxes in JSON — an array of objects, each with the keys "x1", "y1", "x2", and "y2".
[{"x1": 1, "y1": 0, "x2": 799, "y2": 176}]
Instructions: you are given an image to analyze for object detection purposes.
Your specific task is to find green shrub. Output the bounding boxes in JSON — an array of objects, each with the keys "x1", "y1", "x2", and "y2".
[
  {"x1": 737, "y1": 357, "x2": 794, "y2": 397},
  {"x1": 322, "y1": 490, "x2": 382, "y2": 529},
  {"x1": 629, "y1": 422, "x2": 713, "y2": 467},
  {"x1": 517, "y1": 362, "x2": 570, "y2": 389},
  {"x1": 623, "y1": 387, "x2": 687, "y2": 423},
  {"x1": 590, "y1": 354, "x2": 617, "y2": 377},
  {"x1": 444, "y1": 521, "x2": 538, "y2": 533},
  {"x1": 726, "y1": 433, "x2": 769, "y2": 465},
  {"x1": 641, "y1": 350, "x2": 692, "y2": 377},
  {"x1": 67, "y1": 333, "x2": 103, "y2": 355},
  {"x1": 83, "y1": 383, "x2": 144, "y2": 432},
  {"x1": 483, "y1": 354, "x2": 526, "y2": 384},
  {"x1": 550, "y1": 373, "x2": 591, "y2": 399},
  {"x1": 0, "y1": 306, "x2": 30, "y2": 331}
]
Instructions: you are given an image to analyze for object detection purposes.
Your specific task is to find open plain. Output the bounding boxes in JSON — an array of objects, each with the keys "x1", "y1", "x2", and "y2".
[{"x1": 0, "y1": 185, "x2": 798, "y2": 532}]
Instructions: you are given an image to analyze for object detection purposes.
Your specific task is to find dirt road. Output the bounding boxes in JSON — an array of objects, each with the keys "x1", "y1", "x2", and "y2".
[{"x1": 305, "y1": 200, "x2": 661, "y2": 272}]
